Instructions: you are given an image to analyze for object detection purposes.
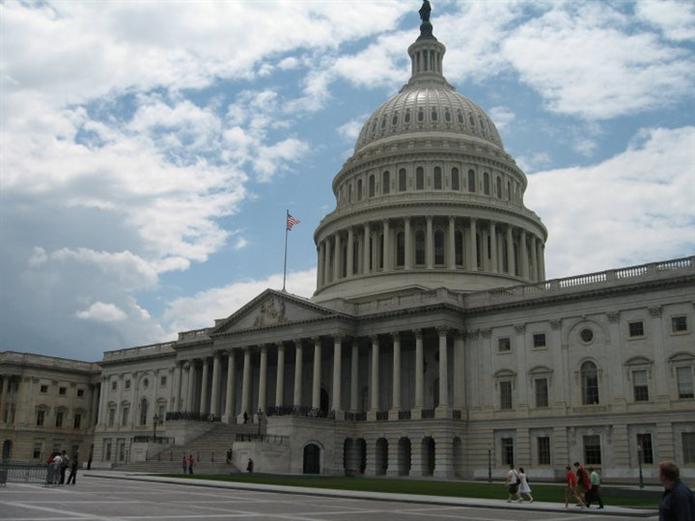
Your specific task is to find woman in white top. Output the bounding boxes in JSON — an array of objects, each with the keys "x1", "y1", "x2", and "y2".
[{"x1": 518, "y1": 467, "x2": 534, "y2": 502}]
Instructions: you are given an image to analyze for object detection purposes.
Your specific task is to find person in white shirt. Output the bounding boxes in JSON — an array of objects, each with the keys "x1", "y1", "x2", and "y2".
[{"x1": 505, "y1": 464, "x2": 520, "y2": 502}]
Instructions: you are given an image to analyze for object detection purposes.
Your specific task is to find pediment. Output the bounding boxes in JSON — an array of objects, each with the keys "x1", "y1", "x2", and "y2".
[{"x1": 212, "y1": 289, "x2": 337, "y2": 335}]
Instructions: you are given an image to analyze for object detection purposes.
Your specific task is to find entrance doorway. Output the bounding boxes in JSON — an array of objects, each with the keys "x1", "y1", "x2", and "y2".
[
  {"x1": 2, "y1": 439, "x2": 12, "y2": 461},
  {"x1": 303, "y1": 443, "x2": 321, "y2": 474}
]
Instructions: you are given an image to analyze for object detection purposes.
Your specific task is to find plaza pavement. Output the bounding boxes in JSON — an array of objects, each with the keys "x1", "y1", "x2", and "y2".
[{"x1": 0, "y1": 472, "x2": 659, "y2": 521}]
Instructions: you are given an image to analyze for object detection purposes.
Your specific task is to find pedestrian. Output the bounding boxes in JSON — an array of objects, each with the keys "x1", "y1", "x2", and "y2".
[
  {"x1": 187, "y1": 453, "x2": 194, "y2": 475},
  {"x1": 586, "y1": 467, "x2": 604, "y2": 509},
  {"x1": 517, "y1": 467, "x2": 533, "y2": 503},
  {"x1": 182, "y1": 455, "x2": 187, "y2": 474},
  {"x1": 658, "y1": 461, "x2": 695, "y2": 521},
  {"x1": 59, "y1": 451, "x2": 69, "y2": 485},
  {"x1": 87, "y1": 454, "x2": 92, "y2": 470},
  {"x1": 505, "y1": 464, "x2": 520, "y2": 502},
  {"x1": 574, "y1": 461, "x2": 591, "y2": 503},
  {"x1": 66, "y1": 455, "x2": 78, "y2": 485},
  {"x1": 50, "y1": 452, "x2": 62, "y2": 485},
  {"x1": 243, "y1": 412, "x2": 249, "y2": 424},
  {"x1": 226, "y1": 448, "x2": 232, "y2": 464},
  {"x1": 565, "y1": 465, "x2": 586, "y2": 509},
  {"x1": 247, "y1": 458, "x2": 254, "y2": 473}
]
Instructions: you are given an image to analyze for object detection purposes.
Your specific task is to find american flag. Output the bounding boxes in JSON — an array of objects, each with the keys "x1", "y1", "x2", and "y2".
[{"x1": 286, "y1": 213, "x2": 300, "y2": 230}]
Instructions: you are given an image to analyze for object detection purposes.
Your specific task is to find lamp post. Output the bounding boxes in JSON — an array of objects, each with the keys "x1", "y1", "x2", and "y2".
[
  {"x1": 637, "y1": 443, "x2": 644, "y2": 489},
  {"x1": 152, "y1": 414, "x2": 162, "y2": 443}
]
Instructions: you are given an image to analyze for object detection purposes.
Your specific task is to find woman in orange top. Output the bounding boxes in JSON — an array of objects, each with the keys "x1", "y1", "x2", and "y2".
[{"x1": 564, "y1": 465, "x2": 586, "y2": 509}]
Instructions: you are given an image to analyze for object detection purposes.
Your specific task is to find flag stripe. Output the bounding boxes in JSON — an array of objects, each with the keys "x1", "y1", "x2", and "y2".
[{"x1": 287, "y1": 213, "x2": 300, "y2": 230}]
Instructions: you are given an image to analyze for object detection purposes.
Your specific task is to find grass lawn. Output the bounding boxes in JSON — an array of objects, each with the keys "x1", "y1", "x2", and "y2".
[{"x1": 165, "y1": 474, "x2": 659, "y2": 508}]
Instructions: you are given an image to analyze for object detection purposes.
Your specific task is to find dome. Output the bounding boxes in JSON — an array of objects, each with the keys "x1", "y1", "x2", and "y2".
[{"x1": 354, "y1": 85, "x2": 504, "y2": 153}]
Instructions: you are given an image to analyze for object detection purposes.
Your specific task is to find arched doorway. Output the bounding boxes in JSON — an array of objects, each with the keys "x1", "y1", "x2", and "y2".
[
  {"x1": 453, "y1": 437, "x2": 463, "y2": 477},
  {"x1": 343, "y1": 438, "x2": 355, "y2": 475},
  {"x1": 2, "y1": 440, "x2": 12, "y2": 461},
  {"x1": 303, "y1": 443, "x2": 321, "y2": 474},
  {"x1": 398, "y1": 437, "x2": 411, "y2": 476},
  {"x1": 422, "y1": 437, "x2": 435, "y2": 476},
  {"x1": 375, "y1": 438, "x2": 388, "y2": 475},
  {"x1": 357, "y1": 438, "x2": 367, "y2": 474},
  {"x1": 320, "y1": 387, "x2": 329, "y2": 416}
]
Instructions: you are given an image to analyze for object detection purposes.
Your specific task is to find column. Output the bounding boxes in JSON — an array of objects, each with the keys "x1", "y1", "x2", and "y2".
[
  {"x1": 199, "y1": 357, "x2": 210, "y2": 414},
  {"x1": 318, "y1": 241, "x2": 325, "y2": 288},
  {"x1": 224, "y1": 351, "x2": 236, "y2": 423},
  {"x1": 98, "y1": 377, "x2": 108, "y2": 425},
  {"x1": 90, "y1": 383, "x2": 100, "y2": 427},
  {"x1": 312, "y1": 338, "x2": 322, "y2": 410},
  {"x1": 346, "y1": 228, "x2": 354, "y2": 277},
  {"x1": 368, "y1": 335, "x2": 380, "y2": 419},
  {"x1": 389, "y1": 332, "x2": 401, "y2": 420},
  {"x1": 332, "y1": 336, "x2": 342, "y2": 416},
  {"x1": 414, "y1": 330, "x2": 424, "y2": 417},
  {"x1": 447, "y1": 217, "x2": 455, "y2": 269},
  {"x1": 489, "y1": 222, "x2": 498, "y2": 273},
  {"x1": 333, "y1": 233, "x2": 342, "y2": 280},
  {"x1": 425, "y1": 216, "x2": 434, "y2": 269},
  {"x1": 258, "y1": 345, "x2": 268, "y2": 413},
  {"x1": 506, "y1": 225, "x2": 515, "y2": 275},
  {"x1": 453, "y1": 332, "x2": 465, "y2": 411},
  {"x1": 350, "y1": 340, "x2": 359, "y2": 412},
  {"x1": 404, "y1": 217, "x2": 412, "y2": 270},
  {"x1": 240, "y1": 348, "x2": 251, "y2": 419},
  {"x1": 363, "y1": 223, "x2": 370, "y2": 274},
  {"x1": 435, "y1": 328, "x2": 449, "y2": 418},
  {"x1": 185, "y1": 363, "x2": 195, "y2": 412},
  {"x1": 174, "y1": 361, "x2": 183, "y2": 411},
  {"x1": 537, "y1": 240, "x2": 545, "y2": 281},
  {"x1": 210, "y1": 352, "x2": 221, "y2": 417},
  {"x1": 469, "y1": 218, "x2": 478, "y2": 270},
  {"x1": 324, "y1": 239, "x2": 332, "y2": 284},
  {"x1": 381, "y1": 220, "x2": 390, "y2": 272},
  {"x1": 293, "y1": 340, "x2": 303, "y2": 407},
  {"x1": 529, "y1": 234, "x2": 538, "y2": 282},
  {"x1": 386, "y1": 436, "x2": 402, "y2": 477},
  {"x1": 520, "y1": 229, "x2": 529, "y2": 279},
  {"x1": 433, "y1": 436, "x2": 455, "y2": 478},
  {"x1": 275, "y1": 343, "x2": 285, "y2": 407}
]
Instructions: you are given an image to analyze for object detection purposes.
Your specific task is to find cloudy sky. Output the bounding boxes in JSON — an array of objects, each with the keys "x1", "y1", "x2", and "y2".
[{"x1": 1, "y1": 0, "x2": 694, "y2": 361}]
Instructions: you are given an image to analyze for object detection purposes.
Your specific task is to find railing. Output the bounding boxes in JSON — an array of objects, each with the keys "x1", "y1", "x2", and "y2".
[
  {"x1": 265, "y1": 406, "x2": 334, "y2": 419},
  {"x1": 345, "y1": 411, "x2": 367, "y2": 422},
  {"x1": 132, "y1": 436, "x2": 173, "y2": 444},
  {"x1": 103, "y1": 341, "x2": 175, "y2": 362},
  {"x1": 376, "y1": 411, "x2": 389, "y2": 421},
  {"x1": 165, "y1": 411, "x2": 220, "y2": 422},
  {"x1": 421, "y1": 409, "x2": 435, "y2": 419},
  {"x1": 235, "y1": 433, "x2": 289, "y2": 445},
  {"x1": 177, "y1": 328, "x2": 210, "y2": 342},
  {"x1": 0, "y1": 462, "x2": 50, "y2": 485},
  {"x1": 398, "y1": 410, "x2": 412, "y2": 420}
]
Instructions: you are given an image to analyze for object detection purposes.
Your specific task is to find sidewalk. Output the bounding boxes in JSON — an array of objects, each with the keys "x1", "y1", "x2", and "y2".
[{"x1": 84, "y1": 470, "x2": 658, "y2": 517}]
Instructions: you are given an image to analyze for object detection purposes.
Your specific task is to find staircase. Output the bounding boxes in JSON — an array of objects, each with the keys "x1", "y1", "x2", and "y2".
[{"x1": 114, "y1": 422, "x2": 259, "y2": 474}]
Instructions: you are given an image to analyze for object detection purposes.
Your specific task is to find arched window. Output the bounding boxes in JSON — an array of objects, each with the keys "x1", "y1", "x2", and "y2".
[
  {"x1": 483, "y1": 172, "x2": 490, "y2": 195},
  {"x1": 405, "y1": 109, "x2": 411, "y2": 123},
  {"x1": 416, "y1": 167, "x2": 424, "y2": 190},
  {"x1": 392, "y1": 112, "x2": 398, "y2": 126},
  {"x1": 418, "y1": 108, "x2": 424, "y2": 122},
  {"x1": 451, "y1": 167, "x2": 460, "y2": 191},
  {"x1": 369, "y1": 175, "x2": 375, "y2": 197},
  {"x1": 382, "y1": 171, "x2": 390, "y2": 195},
  {"x1": 357, "y1": 179, "x2": 363, "y2": 201},
  {"x1": 455, "y1": 231, "x2": 463, "y2": 266},
  {"x1": 433, "y1": 167, "x2": 442, "y2": 190},
  {"x1": 381, "y1": 116, "x2": 386, "y2": 129},
  {"x1": 348, "y1": 184, "x2": 352, "y2": 203},
  {"x1": 469, "y1": 114, "x2": 475, "y2": 127},
  {"x1": 467, "y1": 170, "x2": 476, "y2": 192},
  {"x1": 581, "y1": 362, "x2": 599, "y2": 405},
  {"x1": 140, "y1": 398, "x2": 148, "y2": 426},
  {"x1": 398, "y1": 168, "x2": 407, "y2": 192},
  {"x1": 507, "y1": 180, "x2": 511, "y2": 201},
  {"x1": 457, "y1": 110, "x2": 464, "y2": 124},
  {"x1": 434, "y1": 230, "x2": 445, "y2": 265},
  {"x1": 396, "y1": 232, "x2": 405, "y2": 267},
  {"x1": 415, "y1": 230, "x2": 425, "y2": 265},
  {"x1": 445, "y1": 109, "x2": 451, "y2": 122},
  {"x1": 496, "y1": 177, "x2": 502, "y2": 199},
  {"x1": 431, "y1": 108, "x2": 438, "y2": 121}
]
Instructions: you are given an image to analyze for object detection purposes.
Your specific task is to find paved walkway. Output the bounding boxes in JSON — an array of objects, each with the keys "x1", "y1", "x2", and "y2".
[{"x1": 79, "y1": 470, "x2": 657, "y2": 518}]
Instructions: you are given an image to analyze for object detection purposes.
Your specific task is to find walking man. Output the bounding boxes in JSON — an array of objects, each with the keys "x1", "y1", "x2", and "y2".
[
  {"x1": 187, "y1": 453, "x2": 194, "y2": 475},
  {"x1": 59, "y1": 451, "x2": 69, "y2": 485},
  {"x1": 182, "y1": 455, "x2": 187, "y2": 474},
  {"x1": 505, "y1": 464, "x2": 520, "y2": 502},
  {"x1": 658, "y1": 461, "x2": 695, "y2": 521},
  {"x1": 586, "y1": 467, "x2": 604, "y2": 509},
  {"x1": 66, "y1": 455, "x2": 78, "y2": 485}
]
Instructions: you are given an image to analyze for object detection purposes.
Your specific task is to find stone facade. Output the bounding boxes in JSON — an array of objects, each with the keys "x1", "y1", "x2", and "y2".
[{"x1": 2, "y1": 5, "x2": 694, "y2": 483}]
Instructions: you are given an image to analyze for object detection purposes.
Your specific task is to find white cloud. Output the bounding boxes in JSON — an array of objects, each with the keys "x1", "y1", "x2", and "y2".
[
  {"x1": 233, "y1": 237, "x2": 249, "y2": 251},
  {"x1": 337, "y1": 114, "x2": 369, "y2": 143},
  {"x1": 636, "y1": 0, "x2": 695, "y2": 41},
  {"x1": 527, "y1": 126, "x2": 695, "y2": 278},
  {"x1": 76, "y1": 302, "x2": 127, "y2": 322},
  {"x1": 488, "y1": 106, "x2": 516, "y2": 130},
  {"x1": 162, "y1": 268, "x2": 317, "y2": 335}
]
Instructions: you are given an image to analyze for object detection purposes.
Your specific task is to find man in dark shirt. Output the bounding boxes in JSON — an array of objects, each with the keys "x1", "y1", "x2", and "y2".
[{"x1": 659, "y1": 461, "x2": 695, "y2": 521}]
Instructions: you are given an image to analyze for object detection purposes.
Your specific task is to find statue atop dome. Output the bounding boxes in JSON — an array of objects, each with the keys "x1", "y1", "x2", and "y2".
[
  {"x1": 417, "y1": 1, "x2": 436, "y2": 40},
  {"x1": 419, "y1": 0, "x2": 431, "y2": 22}
]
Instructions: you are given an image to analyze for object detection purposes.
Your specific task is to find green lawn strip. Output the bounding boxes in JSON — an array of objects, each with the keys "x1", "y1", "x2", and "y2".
[{"x1": 163, "y1": 474, "x2": 658, "y2": 508}]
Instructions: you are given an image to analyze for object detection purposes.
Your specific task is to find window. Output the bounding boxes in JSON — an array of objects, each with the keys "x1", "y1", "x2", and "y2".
[
  {"x1": 392, "y1": 112, "x2": 398, "y2": 126},
  {"x1": 637, "y1": 433, "x2": 654, "y2": 464},
  {"x1": 142, "y1": 378, "x2": 149, "y2": 388},
  {"x1": 121, "y1": 407, "x2": 129, "y2": 426},
  {"x1": 357, "y1": 179, "x2": 363, "y2": 200},
  {"x1": 77, "y1": 389, "x2": 84, "y2": 397},
  {"x1": 498, "y1": 337, "x2": 511, "y2": 352},
  {"x1": 33, "y1": 443, "x2": 42, "y2": 460},
  {"x1": 507, "y1": 180, "x2": 511, "y2": 200},
  {"x1": 533, "y1": 333, "x2": 546, "y2": 348},
  {"x1": 501, "y1": 438, "x2": 514, "y2": 465},
  {"x1": 483, "y1": 172, "x2": 490, "y2": 195},
  {"x1": 672, "y1": 316, "x2": 688, "y2": 333},
  {"x1": 580, "y1": 328, "x2": 594, "y2": 343},
  {"x1": 105, "y1": 440, "x2": 112, "y2": 461},
  {"x1": 537, "y1": 437, "x2": 551, "y2": 465},
  {"x1": 396, "y1": 232, "x2": 405, "y2": 267},
  {"x1": 368, "y1": 175, "x2": 375, "y2": 197},
  {"x1": 160, "y1": 376, "x2": 167, "y2": 386},
  {"x1": 457, "y1": 110, "x2": 463, "y2": 124},
  {"x1": 445, "y1": 109, "x2": 451, "y2": 122},
  {"x1": 581, "y1": 361, "x2": 599, "y2": 405},
  {"x1": 405, "y1": 109, "x2": 411, "y2": 123},
  {"x1": 583, "y1": 435, "x2": 602, "y2": 465},
  {"x1": 36, "y1": 409, "x2": 45, "y2": 426},
  {"x1": 416, "y1": 167, "x2": 424, "y2": 190},
  {"x1": 55, "y1": 410, "x2": 64, "y2": 428},
  {"x1": 348, "y1": 184, "x2": 352, "y2": 202},
  {"x1": 382, "y1": 171, "x2": 390, "y2": 194},
  {"x1": 125, "y1": 380, "x2": 131, "y2": 389},
  {"x1": 433, "y1": 167, "x2": 442, "y2": 189},
  {"x1": 59, "y1": 387, "x2": 66, "y2": 395},
  {"x1": 140, "y1": 398, "x2": 148, "y2": 426},
  {"x1": 535, "y1": 378, "x2": 549, "y2": 408},
  {"x1": 496, "y1": 177, "x2": 502, "y2": 198},
  {"x1": 398, "y1": 169, "x2": 407, "y2": 191},
  {"x1": 451, "y1": 168, "x2": 460, "y2": 190},
  {"x1": 632, "y1": 370, "x2": 649, "y2": 402},
  {"x1": 108, "y1": 408, "x2": 116, "y2": 427},
  {"x1": 467, "y1": 170, "x2": 476, "y2": 192},
  {"x1": 418, "y1": 108, "x2": 424, "y2": 122},
  {"x1": 683, "y1": 433, "x2": 695, "y2": 464},
  {"x1": 73, "y1": 414, "x2": 81, "y2": 429},
  {"x1": 111, "y1": 381, "x2": 117, "y2": 391},
  {"x1": 629, "y1": 321, "x2": 644, "y2": 337},
  {"x1": 434, "y1": 230, "x2": 444, "y2": 265},
  {"x1": 677, "y1": 367, "x2": 694, "y2": 398},
  {"x1": 415, "y1": 230, "x2": 425, "y2": 265},
  {"x1": 40, "y1": 385, "x2": 48, "y2": 393},
  {"x1": 500, "y1": 381, "x2": 512, "y2": 410},
  {"x1": 455, "y1": 231, "x2": 463, "y2": 266}
]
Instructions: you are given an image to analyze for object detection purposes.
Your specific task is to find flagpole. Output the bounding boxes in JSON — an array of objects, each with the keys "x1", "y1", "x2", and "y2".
[{"x1": 282, "y1": 209, "x2": 289, "y2": 292}]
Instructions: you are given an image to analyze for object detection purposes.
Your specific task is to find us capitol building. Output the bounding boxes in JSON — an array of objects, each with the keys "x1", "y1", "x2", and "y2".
[{"x1": 2, "y1": 3, "x2": 694, "y2": 482}]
